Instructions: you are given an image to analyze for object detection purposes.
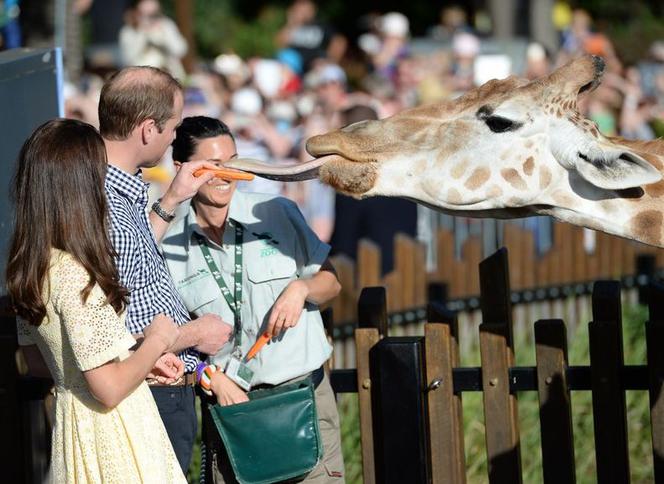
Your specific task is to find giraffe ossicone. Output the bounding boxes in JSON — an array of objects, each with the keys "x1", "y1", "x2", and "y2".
[{"x1": 226, "y1": 55, "x2": 664, "y2": 248}]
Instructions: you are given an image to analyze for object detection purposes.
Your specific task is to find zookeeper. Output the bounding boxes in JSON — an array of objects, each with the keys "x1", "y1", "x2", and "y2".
[{"x1": 160, "y1": 116, "x2": 345, "y2": 483}]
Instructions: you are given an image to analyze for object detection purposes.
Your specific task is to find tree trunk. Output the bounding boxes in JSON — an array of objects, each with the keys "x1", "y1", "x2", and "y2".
[
  {"x1": 174, "y1": 0, "x2": 196, "y2": 74},
  {"x1": 530, "y1": 0, "x2": 558, "y2": 53},
  {"x1": 488, "y1": 0, "x2": 516, "y2": 40}
]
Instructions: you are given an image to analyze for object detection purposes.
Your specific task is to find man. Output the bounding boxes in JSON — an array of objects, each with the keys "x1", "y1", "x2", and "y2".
[
  {"x1": 98, "y1": 66, "x2": 232, "y2": 473},
  {"x1": 162, "y1": 116, "x2": 345, "y2": 483}
]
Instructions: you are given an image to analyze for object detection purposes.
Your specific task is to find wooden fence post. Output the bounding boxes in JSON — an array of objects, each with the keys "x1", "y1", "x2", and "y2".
[
  {"x1": 647, "y1": 281, "x2": 664, "y2": 481},
  {"x1": 394, "y1": 234, "x2": 417, "y2": 308},
  {"x1": 358, "y1": 239, "x2": 381, "y2": 289},
  {"x1": 478, "y1": 248, "x2": 522, "y2": 484},
  {"x1": 534, "y1": 319, "x2": 576, "y2": 484},
  {"x1": 330, "y1": 254, "x2": 356, "y2": 324},
  {"x1": 425, "y1": 302, "x2": 466, "y2": 484},
  {"x1": 355, "y1": 287, "x2": 387, "y2": 484},
  {"x1": 370, "y1": 336, "x2": 429, "y2": 483},
  {"x1": 589, "y1": 281, "x2": 630, "y2": 483}
]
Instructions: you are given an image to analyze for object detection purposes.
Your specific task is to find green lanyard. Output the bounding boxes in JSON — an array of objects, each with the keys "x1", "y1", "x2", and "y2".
[{"x1": 194, "y1": 221, "x2": 244, "y2": 352}]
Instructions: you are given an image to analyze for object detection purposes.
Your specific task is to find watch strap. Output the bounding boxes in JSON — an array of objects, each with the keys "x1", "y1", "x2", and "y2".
[{"x1": 151, "y1": 199, "x2": 176, "y2": 222}]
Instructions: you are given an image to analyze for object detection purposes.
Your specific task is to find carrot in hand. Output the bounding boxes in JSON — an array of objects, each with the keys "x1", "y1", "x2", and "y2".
[
  {"x1": 194, "y1": 167, "x2": 255, "y2": 182},
  {"x1": 244, "y1": 332, "x2": 271, "y2": 362}
]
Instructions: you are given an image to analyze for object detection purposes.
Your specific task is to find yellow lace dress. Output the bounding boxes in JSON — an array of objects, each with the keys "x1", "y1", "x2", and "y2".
[{"x1": 17, "y1": 250, "x2": 186, "y2": 484}]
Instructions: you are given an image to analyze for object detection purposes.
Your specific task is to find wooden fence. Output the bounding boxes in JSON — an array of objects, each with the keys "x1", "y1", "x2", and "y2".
[
  {"x1": 3, "y1": 231, "x2": 663, "y2": 482},
  {"x1": 329, "y1": 247, "x2": 664, "y2": 484},
  {"x1": 330, "y1": 224, "x2": 663, "y2": 320},
  {"x1": 327, "y1": 223, "x2": 663, "y2": 369}
]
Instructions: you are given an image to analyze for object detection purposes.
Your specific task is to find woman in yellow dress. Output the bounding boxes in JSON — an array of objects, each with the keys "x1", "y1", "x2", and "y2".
[{"x1": 6, "y1": 119, "x2": 187, "y2": 483}]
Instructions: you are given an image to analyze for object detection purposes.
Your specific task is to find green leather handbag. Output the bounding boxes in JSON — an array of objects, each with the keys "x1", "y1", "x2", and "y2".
[{"x1": 208, "y1": 377, "x2": 323, "y2": 484}]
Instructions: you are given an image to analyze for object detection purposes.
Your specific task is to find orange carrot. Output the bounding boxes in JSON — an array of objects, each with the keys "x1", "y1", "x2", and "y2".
[
  {"x1": 244, "y1": 332, "x2": 271, "y2": 362},
  {"x1": 194, "y1": 167, "x2": 255, "y2": 181}
]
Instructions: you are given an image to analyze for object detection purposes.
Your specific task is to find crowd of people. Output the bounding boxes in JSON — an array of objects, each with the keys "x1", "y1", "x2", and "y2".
[
  {"x1": 52, "y1": 0, "x2": 664, "y2": 265},
  {"x1": 3, "y1": 1, "x2": 664, "y2": 483}
]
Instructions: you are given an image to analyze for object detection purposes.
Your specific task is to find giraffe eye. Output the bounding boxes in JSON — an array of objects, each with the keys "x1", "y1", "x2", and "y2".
[{"x1": 485, "y1": 116, "x2": 521, "y2": 133}]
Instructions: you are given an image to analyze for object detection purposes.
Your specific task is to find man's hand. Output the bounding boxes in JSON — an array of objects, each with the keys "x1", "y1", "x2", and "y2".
[
  {"x1": 147, "y1": 353, "x2": 184, "y2": 384},
  {"x1": 192, "y1": 314, "x2": 233, "y2": 355},
  {"x1": 159, "y1": 160, "x2": 219, "y2": 213},
  {"x1": 210, "y1": 371, "x2": 249, "y2": 406},
  {"x1": 267, "y1": 280, "x2": 308, "y2": 337}
]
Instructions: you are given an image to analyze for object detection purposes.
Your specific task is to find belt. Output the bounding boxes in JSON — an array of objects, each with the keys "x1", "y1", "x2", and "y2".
[
  {"x1": 251, "y1": 366, "x2": 325, "y2": 391},
  {"x1": 147, "y1": 372, "x2": 197, "y2": 387}
]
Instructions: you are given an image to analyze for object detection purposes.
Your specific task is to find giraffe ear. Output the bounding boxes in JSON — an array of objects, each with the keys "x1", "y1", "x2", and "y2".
[{"x1": 575, "y1": 148, "x2": 662, "y2": 190}]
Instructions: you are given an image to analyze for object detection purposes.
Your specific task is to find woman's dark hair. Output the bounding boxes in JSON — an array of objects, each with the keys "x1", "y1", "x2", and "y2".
[
  {"x1": 172, "y1": 116, "x2": 234, "y2": 162},
  {"x1": 6, "y1": 118, "x2": 128, "y2": 325}
]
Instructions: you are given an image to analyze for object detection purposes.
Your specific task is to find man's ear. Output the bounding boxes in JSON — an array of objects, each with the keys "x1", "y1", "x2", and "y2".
[
  {"x1": 574, "y1": 144, "x2": 662, "y2": 190},
  {"x1": 140, "y1": 119, "x2": 157, "y2": 145},
  {"x1": 173, "y1": 160, "x2": 182, "y2": 172}
]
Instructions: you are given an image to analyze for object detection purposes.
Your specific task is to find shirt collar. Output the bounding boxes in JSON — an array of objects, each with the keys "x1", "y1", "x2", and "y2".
[
  {"x1": 184, "y1": 191, "x2": 252, "y2": 250},
  {"x1": 105, "y1": 164, "x2": 149, "y2": 205}
]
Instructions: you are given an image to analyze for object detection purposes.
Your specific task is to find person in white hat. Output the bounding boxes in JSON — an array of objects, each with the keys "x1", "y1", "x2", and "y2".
[{"x1": 371, "y1": 11, "x2": 410, "y2": 83}]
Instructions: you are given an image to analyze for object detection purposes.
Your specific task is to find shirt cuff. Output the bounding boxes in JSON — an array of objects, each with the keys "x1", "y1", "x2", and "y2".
[{"x1": 299, "y1": 241, "x2": 331, "y2": 279}]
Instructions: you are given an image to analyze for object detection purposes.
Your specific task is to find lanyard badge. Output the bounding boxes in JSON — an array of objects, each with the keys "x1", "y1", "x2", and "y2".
[
  {"x1": 195, "y1": 222, "x2": 255, "y2": 391},
  {"x1": 225, "y1": 356, "x2": 254, "y2": 391}
]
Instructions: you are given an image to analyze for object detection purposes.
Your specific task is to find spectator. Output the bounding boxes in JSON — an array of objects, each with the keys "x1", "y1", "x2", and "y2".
[
  {"x1": 119, "y1": 0, "x2": 187, "y2": 79},
  {"x1": 99, "y1": 66, "x2": 232, "y2": 473},
  {"x1": 428, "y1": 5, "x2": 472, "y2": 42},
  {"x1": 163, "y1": 116, "x2": 344, "y2": 483},
  {"x1": 371, "y1": 12, "x2": 410, "y2": 84},
  {"x1": 275, "y1": 0, "x2": 346, "y2": 70},
  {"x1": 8, "y1": 119, "x2": 186, "y2": 483}
]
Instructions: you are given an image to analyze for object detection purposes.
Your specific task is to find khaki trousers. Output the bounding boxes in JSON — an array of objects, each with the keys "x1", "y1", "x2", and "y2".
[{"x1": 201, "y1": 372, "x2": 345, "y2": 483}]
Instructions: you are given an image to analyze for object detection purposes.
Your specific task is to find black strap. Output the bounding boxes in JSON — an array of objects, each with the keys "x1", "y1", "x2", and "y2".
[{"x1": 194, "y1": 221, "x2": 244, "y2": 349}]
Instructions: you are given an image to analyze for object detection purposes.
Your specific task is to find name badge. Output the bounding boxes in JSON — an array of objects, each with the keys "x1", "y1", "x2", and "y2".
[{"x1": 225, "y1": 356, "x2": 254, "y2": 391}]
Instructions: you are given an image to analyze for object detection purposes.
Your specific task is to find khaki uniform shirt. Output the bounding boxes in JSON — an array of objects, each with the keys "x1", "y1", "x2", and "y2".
[{"x1": 161, "y1": 191, "x2": 332, "y2": 385}]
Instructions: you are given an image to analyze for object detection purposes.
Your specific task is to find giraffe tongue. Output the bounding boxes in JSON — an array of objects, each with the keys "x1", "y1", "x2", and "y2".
[{"x1": 222, "y1": 156, "x2": 335, "y2": 181}]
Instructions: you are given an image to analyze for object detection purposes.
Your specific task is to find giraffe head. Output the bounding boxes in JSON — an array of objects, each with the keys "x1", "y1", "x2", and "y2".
[
  {"x1": 303, "y1": 55, "x2": 660, "y2": 218},
  {"x1": 224, "y1": 55, "x2": 664, "y2": 245}
]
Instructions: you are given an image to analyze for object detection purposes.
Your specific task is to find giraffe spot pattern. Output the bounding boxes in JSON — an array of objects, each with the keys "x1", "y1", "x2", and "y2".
[
  {"x1": 465, "y1": 167, "x2": 491, "y2": 190},
  {"x1": 447, "y1": 188, "x2": 462, "y2": 204},
  {"x1": 451, "y1": 159, "x2": 468, "y2": 179},
  {"x1": 539, "y1": 166, "x2": 552, "y2": 189},
  {"x1": 487, "y1": 185, "x2": 503, "y2": 198},
  {"x1": 501, "y1": 168, "x2": 528, "y2": 190},
  {"x1": 630, "y1": 210, "x2": 663, "y2": 246},
  {"x1": 523, "y1": 157, "x2": 534, "y2": 176},
  {"x1": 645, "y1": 181, "x2": 664, "y2": 199}
]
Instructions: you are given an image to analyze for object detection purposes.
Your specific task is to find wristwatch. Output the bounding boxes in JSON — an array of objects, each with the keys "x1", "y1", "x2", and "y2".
[{"x1": 151, "y1": 199, "x2": 176, "y2": 222}]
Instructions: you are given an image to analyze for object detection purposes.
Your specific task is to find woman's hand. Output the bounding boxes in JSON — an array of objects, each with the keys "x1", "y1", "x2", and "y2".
[
  {"x1": 147, "y1": 353, "x2": 184, "y2": 384},
  {"x1": 267, "y1": 280, "x2": 309, "y2": 336},
  {"x1": 210, "y1": 371, "x2": 249, "y2": 406},
  {"x1": 143, "y1": 313, "x2": 179, "y2": 351}
]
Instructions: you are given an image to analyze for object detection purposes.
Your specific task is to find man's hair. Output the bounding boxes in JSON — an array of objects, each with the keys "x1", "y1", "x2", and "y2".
[
  {"x1": 172, "y1": 116, "x2": 234, "y2": 163},
  {"x1": 99, "y1": 66, "x2": 182, "y2": 141}
]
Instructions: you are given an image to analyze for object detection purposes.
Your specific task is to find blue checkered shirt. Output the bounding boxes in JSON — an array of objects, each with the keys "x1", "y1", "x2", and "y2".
[{"x1": 105, "y1": 165, "x2": 198, "y2": 371}]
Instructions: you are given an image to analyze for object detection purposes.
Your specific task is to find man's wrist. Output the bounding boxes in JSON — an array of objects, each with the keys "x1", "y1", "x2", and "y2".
[{"x1": 159, "y1": 192, "x2": 179, "y2": 213}]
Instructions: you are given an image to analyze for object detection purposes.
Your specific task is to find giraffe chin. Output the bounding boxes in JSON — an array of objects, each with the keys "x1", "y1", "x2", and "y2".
[{"x1": 317, "y1": 156, "x2": 378, "y2": 196}]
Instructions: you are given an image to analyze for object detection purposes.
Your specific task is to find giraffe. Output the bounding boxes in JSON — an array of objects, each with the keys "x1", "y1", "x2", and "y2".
[{"x1": 225, "y1": 55, "x2": 664, "y2": 248}]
